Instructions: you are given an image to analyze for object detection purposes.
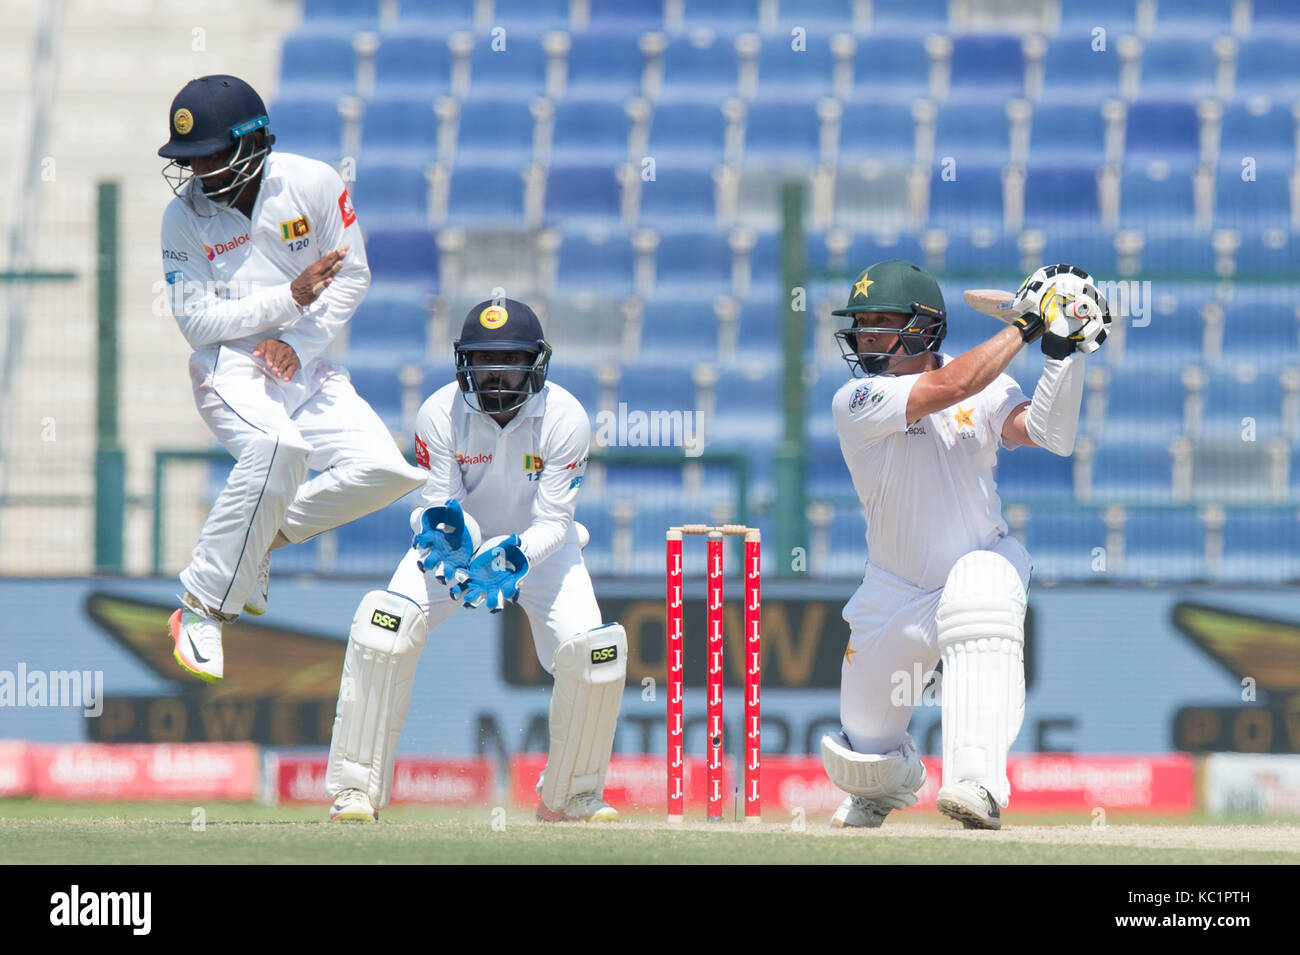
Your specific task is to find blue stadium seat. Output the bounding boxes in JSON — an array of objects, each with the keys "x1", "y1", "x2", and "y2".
[
  {"x1": 826, "y1": 509, "x2": 869, "y2": 579},
  {"x1": 946, "y1": 34, "x2": 1024, "y2": 103},
  {"x1": 466, "y1": 37, "x2": 549, "y2": 100},
  {"x1": 1121, "y1": 314, "x2": 1204, "y2": 370},
  {"x1": 1038, "y1": 37, "x2": 1122, "y2": 105},
  {"x1": 346, "y1": 363, "x2": 405, "y2": 430},
  {"x1": 1117, "y1": 509, "x2": 1207, "y2": 581},
  {"x1": 1235, "y1": 39, "x2": 1300, "y2": 100},
  {"x1": 1236, "y1": 231, "x2": 1300, "y2": 277},
  {"x1": 1215, "y1": 162, "x2": 1293, "y2": 231},
  {"x1": 1027, "y1": 103, "x2": 1107, "y2": 168},
  {"x1": 351, "y1": 162, "x2": 429, "y2": 228},
  {"x1": 1103, "y1": 371, "x2": 1186, "y2": 441},
  {"x1": 744, "y1": 102, "x2": 822, "y2": 164},
  {"x1": 732, "y1": 301, "x2": 782, "y2": 365},
  {"x1": 494, "y1": 0, "x2": 571, "y2": 33},
  {"x1": 1092, "y1": 441, "x2": 1176, "y2": 502},
  {"x1": 1037, "y1": 230, "x2": 1118, "y2": 276},
  {"x1": 1199, "y1": 369, "x2": 1284, "y2": 439},
  {"x1": 1252, "y1": 0, "x2": 1300, "y2": 35},
  {"x1": 566, "y1": 33, "x2": 645, "y2": 101},
  {"x1": 658, "y1": 33, "x2": 740, "y2": 103},
  {"x1": 646, "y1": 102, "x2": 728, "y2": 167},
  {"x1": 372, "y1": 33, "x2": 455, "y2": 98},
  {"x1": 638, "y1": 168, "x2": 717, "y2": 229},
  {"x1": 655, "y1": 231, "x2": 732, "y2": 295},
  {"x1": 1218, "y1": 509, "x2": 1300, "y2": 583},
  {"x1": 363, "y1": 228, "x2": 439, "y2": 287},
  {"x1": 872, "y1": 0, "x2": 949, "y2": 32},
  {"x1": 588, "y1": 0, "x2": 664, "y2": 33},
  {"x1": 682, "y1": 0, "x2": 761, "y2": 33},
  {"x1": 1022, "y1": 508, "x2": 1108, "y2": 581},
  {"x1": 995, "y1": 448, "x2": 1075, "y2": 501},
  {"x1": 1136, "y1": 37, "x2": 1220, "y2": 100},
  {"x1": 546, "y1": 364, "x2": 602, "y2": 413},
  {"x1": 1152, "y1": 0, "x2": 1235, "y2": 37},
  {"x1": 300, "y1": 0, "x2": 381, "y2": 33},
  {"x1": 1119, "y1": 164, "x2": 1198, "y2": 234},
  {"x1": 556, "y1": 231, "x2": 636, "y2": 293},
  {"x1": 1124, "y1": 100, "x2": 1201, "y2": 166},
  {"x1": 809, "y1": 371, "x2": 847, "y2": 440},
  {"x1": 936, "y1": 231, "x2": 1021, "y2": 274},
  {"x1": 446, "y1": 166, "x2": 526, "y2": 226},
  {"x1": 809, "y1": 432, "x2": 853, "y2": 497},
  {"x1": 709, "y1": 368, "x2": 782, "y2": 445},
  {"x1": 1024, "y1": 167, "x2": 1102, "y2": 229},
  {"x1": 1057, "y1": 0, "x2": 1137, "y2": 35},
  {"x1": 277, "y1": 35, "x2": 356, "y2": 100},
  {"x1": 551, "y1": 100, "x2": 630, "y2": 166},
  {"x1": 638, "y1": 299, "x2": 719, "y2": 363},
  {"x1": 544, "y1": 164, "x2": 623, "y2": 226},
  {"x1": 1218, "y1": 301, "x2": 1300, "y2": 371},
  {"x1": 1219, "y1": 101, "x2": 1297, "y2": 167},
  {"x1": 347, "y1": 296, "x2": 431, "y2": 357},
  {"x1": 619, "y1": 366, "x2": 697, "y2": 414},
  {"x1": 927, "y1": 163, "x2": 1005, "y2": 231},
  {"x1": 838, "y1": 101, "x2": 915, "y2": 164},
  {"x1": 421, "y1": 362, "x2": 457, "y2": 398},
  {"x1": 270, "y1": 98, "x2": 342, "y2": 162},
  {"x1": 934, "y1": 102, "x2": 1012, "y2": 166},
  {"x1": 777, "y1": 0, "x2": 856, "y2": 34},
  {"x1": 834, "y1": 163, "x2": 914, "y2": 231},
  {"x1": 454, "y1": 99, "x2": 537, "y2": 168},
  {"x1": 333, "y1": 502, "x2": 417, "y2": 574},
  {"x1": 845, "y1": 233, "x2": 927, "y2": 270},
  {"x1": 848, "y1": 35, "x2": 930, "y2": 102},
  {"x1": 397, "y1": 0, "x2": 475, "y2": 30},
  {"x1": 362, "y1": 96, "x2": 438, "y2": 164},
  {"x1": 753, "y1": 33, "x2": 835, "y2": 103},
  {"x1": 1139, "y1": 235, "x2": 1215, "y2": 275}
]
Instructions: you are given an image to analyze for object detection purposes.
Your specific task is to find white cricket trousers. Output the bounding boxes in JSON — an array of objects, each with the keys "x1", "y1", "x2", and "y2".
[
  {"x1": 838, "y1": 534, "x2": 1032, "y2": 755},
  {"x1": 180, "y1": 346, "x2": 426, "y2": 615}
]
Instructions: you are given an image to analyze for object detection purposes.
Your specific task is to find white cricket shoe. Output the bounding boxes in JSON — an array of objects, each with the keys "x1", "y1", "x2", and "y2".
[
  {"x1": 243, "y1": 553, "x2": 271, "y2": 616},
  {"x1": 169, "y1": 592, "x2": 225, "y2": 684},
  {"x1": 829, "y1": 794, "x2": 896, "y2": 829},
  {"x1": 330, "y1": 788, "x2": 378, "y2": 822},
  {"x1": 536, "y1": 792, "x2": 619, "y2": 823},
  {"x1": 936, "y1": 780, "x2": 1002, "y2": 830}
]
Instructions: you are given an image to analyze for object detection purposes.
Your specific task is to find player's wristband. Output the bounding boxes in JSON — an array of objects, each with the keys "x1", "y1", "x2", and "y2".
[{"x1": 1013, "y1": 312, "x2": 1046, "y2": 343}]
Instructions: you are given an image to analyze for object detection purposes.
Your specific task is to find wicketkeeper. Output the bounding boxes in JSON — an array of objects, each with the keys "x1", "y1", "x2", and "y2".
[{"x1": 821, "y1": 261, "x2": 1109, "y2": 829}]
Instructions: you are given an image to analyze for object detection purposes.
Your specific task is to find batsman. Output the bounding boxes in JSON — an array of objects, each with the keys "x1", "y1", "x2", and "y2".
[{"x1": 820, "y1": 261, "x2": 1109, "y2": 829}]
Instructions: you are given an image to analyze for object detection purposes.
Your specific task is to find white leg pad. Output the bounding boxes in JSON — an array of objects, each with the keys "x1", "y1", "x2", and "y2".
[
  {"x1": 937, "y1": 550, "x2": 1027, "y2": 808},
  {"x1": 541, "y1": 623, "x2": 627, "y2": 812},
  {"x1": 820, "y1": 730, "x2": 926, "y2": 809},
  {"x1": 326, "y1": 590, "x2": 428, "y2": 809}
]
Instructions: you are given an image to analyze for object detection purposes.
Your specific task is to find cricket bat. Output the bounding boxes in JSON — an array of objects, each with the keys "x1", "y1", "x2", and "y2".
[{"x1": 962, "y1": 288, "x2": 1020, "y2": 323}]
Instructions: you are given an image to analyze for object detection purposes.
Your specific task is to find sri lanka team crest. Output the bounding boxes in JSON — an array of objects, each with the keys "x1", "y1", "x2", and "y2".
[
  {"x1": 280, "y1": 215, "x2": 310, "y2": 240},
  {"x1": 523, "y1": 454, "x2": 544, "y2": 471},
  {"x1": 480, "y1": 305, "x2": 508, "y2": 329},
  {"x1": 173, "y1": 108, "x2": 193, "y2": 135}
]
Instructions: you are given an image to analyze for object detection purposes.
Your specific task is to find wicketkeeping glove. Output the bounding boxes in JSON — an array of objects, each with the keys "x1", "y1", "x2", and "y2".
[
  {"x1": 450, "y1": 534, "x2": 530, "y2": 613},
  {"x1": 412, "y1": 499, "x2": 481, "y2": 584}
]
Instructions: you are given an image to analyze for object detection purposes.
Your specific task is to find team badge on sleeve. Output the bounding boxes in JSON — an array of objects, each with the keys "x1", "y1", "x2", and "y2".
[
  {"x1": 280, "y1": 215, "x2": 310, "y2": 240},
  {"x1": 849, "y1": 383, "x2": 881, "y2": 412},
  {"x1": 338, "y1": 189, "x2": 356, "y2": 226}
]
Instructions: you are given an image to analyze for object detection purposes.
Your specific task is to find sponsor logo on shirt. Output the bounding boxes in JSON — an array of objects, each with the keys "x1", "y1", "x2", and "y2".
[
  {"x1": 204, "y1": 233, "x2": 250, "y2": 260},
  {"x1": 569, "y1": 475, "x2": 584, "y2": 490},
  {"x1": 280, "y1": 215, "x2": 310, "y2": 240},
  {"x1": 563, "y1": 457, "x2": 587, "y2": 470},
  {"x1": 848, "y1": 383, "x2": 882, "y2": 412},
  {"x1": 162, "y1": 249, "x2": 188, "y2": 262},
  {"x1": 414, "y1": 434, "x2": 430, "y2": 469},
  {"x1": 165, "y1": 270, "x2": 183, "y2": 285},
  {"x1": 905, "y1": 423, "x2": 927, "y2": 435},
  {"x1": 457, "y1": 452, "x2": 492, "y2": 466},
  {"x1": 338, "y1": 188, "x2": 356, "y2": 227}
]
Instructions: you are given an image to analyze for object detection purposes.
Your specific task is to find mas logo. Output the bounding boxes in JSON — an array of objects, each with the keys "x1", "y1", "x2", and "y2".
[
  {"x1": 480, "y1": 305, "x2": 508, "y2": 329},
  {"x1": 280, "y1": 215, "x2": 310, "y2": 240}
]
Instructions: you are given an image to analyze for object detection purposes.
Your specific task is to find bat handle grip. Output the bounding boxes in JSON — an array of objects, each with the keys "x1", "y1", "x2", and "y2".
[{"x1": 1066, "y1": 299, "x2": 1094, "y2": 320}]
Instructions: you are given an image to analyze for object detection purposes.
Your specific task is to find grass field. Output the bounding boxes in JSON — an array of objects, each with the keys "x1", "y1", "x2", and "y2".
[{"x1": 2, "y1": 801, "x2": 1298, "y2": 864}]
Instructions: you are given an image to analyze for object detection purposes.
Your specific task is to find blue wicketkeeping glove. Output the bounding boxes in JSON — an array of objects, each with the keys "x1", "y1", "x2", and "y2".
[
  {"x1": 412, "y1": 499, "x2": 481, "y2": 584},
  {"x1": 450, "y1": 534, "x2": 529, "y2": 613}
]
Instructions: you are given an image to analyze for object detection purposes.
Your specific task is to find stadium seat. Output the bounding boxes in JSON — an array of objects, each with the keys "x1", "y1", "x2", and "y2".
[
  {"x1": 845, "y1": 233, "x2": 927, "y2": 271},
  {"x1": 1217, "y1": 301, "x2": 1300, "y2": 371},
  {"x1": 494, "y1": 0, "x2": 571, "y2": 33},
  {"x1": 1038, "y1": 36, "x2": 1122, "y2": 105},
  {"x1": 1123, "y1": 100, "x2": 1201, "y2": 166},
  {"x1": 939, "y1": 231, "x2": 1021, "y2": 274},
  {"x1": 1236, "y1": 230, "x2": 1300, "y2": 277},
  {"x1": 1138, "y1": 235, "x2": 1215, "y2": 275},
  {"x1": 453, "y1": 99, "x2": 538, "y2": 168},
  {"x1": 1102, "y1": 370, "x2": 1186, "y2": 440},
  {"x1": 446, "y1": 166, "x2": 526, "y2": 226},
  {"x1": 927, "y1": 163, "x2": 1005, "y2": 231},
  {"x1": 1218, "y1": 508, "x2": 1300, "y2": 583},
  {"x1": 995, "y1": 447, "x2": 1075, "y2": 502},
  {"x1": 708, "y1": 367, "x2": 782, "y2": 445},
  {"x1": 1198, "y1": 368, "x2": 1284, "y2": 439},
  {"x1": 848, "y1": 35, "x2": 931, "y2": 102},
  {"x1": 777, "y1": 0, "x2": 857, "y2": 35},
  {"x1": 682, "y1": 0, "x2": 762, "y2": 33},
  {"x1": 1036, "y1": 230, "x2": 1118, "y2": 276},
  {"x1": 736, "y1": 166, "x2": 814, "y2": 230},
  {"x1": 347, "y1": 296, "x2": 431, "y2": 358},
  {"x1": 546, "y1": 363, "x2": 602, "y2": 413},
  {"x1": 363, "y1": 228, "x2": 439, "y2": 287},
  {"x1": 826, "y1": 509, "x2": 869, "y2": 579},
  {"x1": 1251, "y1": 0, "x2": 1300, "y2": 34},
  {"x1": 1135, "y1": 37, "x2": 1220, "y2": 100},
  {"x1": 551, "y1": 100, "x2": 631, "y2": 166},
  {"x1": 638, "y1": 167, "x2": 718, "y2": 229},
  {"x1": 1024, "y1": 167, "x2": 1103, "y2": 230},
  {"x1": 277, "y1": 34, "x2": 356, "y2": 100},
  {"x1": 1057, "y1": 0, "x2": 1138, "y2": 36},
  {"x1": 743, "y1": 102, "x2": 822, "y2": 165},
  {"x1": 556, "y1": 231, "x2": 637, "y2": 293},
  {"x1": 587, "y1": 0, "x2": 665, "y2": 33},
  {"x1": 1021, "y1": 508, "x2": 1108, "y2": 580},
  {"x1": 346, "y1": 364, "x2": 406, "y2": 431},
  {"x1": 838, "y1": 101, "x2": 916, "y2": 164},
  {"x1": 565, "y1": 32, "x2": 646, "y2": 102},
  {"x1": 1154, "y1": 0, "x2": 1236, "y2": 36},
  {"x1": 1214, "y1": 162, "x2": 1294, "y2": 231},
  {"x1": 544, "y1": 164, "x2": 624, "y2": 228},
  {"x1": 1116, "y1": 509, "x2": 1207, "y2": 581},
  {"x1": 638, "y1": 299, "x2": 719, "y2": 363},
  {"x1": 1218, "y1": 100, "x2": 1296, "y2": 167},
  {"x1": 658, "y1": 32, "x2": 741, "y2": 103},
  {"x1": 619, "y1": 365, "x2": 698, "y2": 415},
  {"x1": 269, "y1": 98, "x2": 342, "y2": 162},
  {"x1": 1118, "y1": 164, "x2": 1199, "y2": 234},
  {"x1": 646, "y1": 102, "x2": 728, "y2": 168},
  {"x1": 465, "y1": 37, "x2": 549, "y2": 100},
  {"x1": 655, "y1": 231, "x2": 733, "y2": 295},
  {"x1": 945, "y1": 34, "x2": 1025, "y2": 103},
  {"x1": 397, "y1": 0, "x2": 475, "y2": 30},
  {"x1": 1234, "y1": 38, "x2": 1300, "y2": 100},
  {"x1": 872, "y1": 0, "x2": 949, "y2": 33},
  {"x1": 350, "y1": 162, "x2": 429, "y2": 228},
  {"x1": 933, "y1": 102, "x2": 1012, "y2": 166},
  {"x1": 299, "y1": 0, "x2": 381, "y2": 34},
  {"x1": 1120, "y1": 312, "x2": 1205, "y2": 370},
  {"x1": 372, "y1": 33, "x2": 455, "y2": 98},
  {"x1": 1091, "y1": 441, "x2": 1177, "y2": 502},
  {"x1": 333, "y1": 502, "x2": 420, "y2": 574},
  {"x1": 1027, "y1": 103, "x2": 1107, "y2": 168},
  {"x1": 752, "y1": 33, "x2": 835, "y2": 103},
  {"x1": 362, "y1": 96, "x2": 439, "y2": 164}
]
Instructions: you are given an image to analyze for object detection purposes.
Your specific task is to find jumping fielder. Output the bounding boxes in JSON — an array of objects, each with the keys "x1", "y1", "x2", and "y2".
[
  {"x1": 820, "y1": 260, "x2": 1109, "y2": 829},
  {"x1": 158, "y1": 75, "x2": 425, "y2": 682},
  {"x1": 326, "y1": 298, "x2": 626, "y2": 823}
]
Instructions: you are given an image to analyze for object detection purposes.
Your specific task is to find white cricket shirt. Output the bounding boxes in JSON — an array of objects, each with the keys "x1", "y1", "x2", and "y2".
[
  {"x1": 832, "y1": 354, "x2": 1029, "y2": 590},
  {"x1": 412, "y1": 381, "x2": 591, "y2": 568},
  {"x1": 160, "y1": 151, "x2": 369, "y2": 368}
]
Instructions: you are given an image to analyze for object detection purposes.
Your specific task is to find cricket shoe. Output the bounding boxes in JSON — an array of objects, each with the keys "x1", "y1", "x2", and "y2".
[
  {"x1": 936, "y1": 781, "x2": 1001, "y2": 830},
  {"x1": 829, "y1": 794, "x2": 896, "y2": 829},
  {"x1": 330, "y1": 788, "x2": 378, "y2": 822},
  {"x1": 169, "y1": 592, "x2": 226, "y2": 684},
  {"x1": 536, "y1": 792, "x2": 619, "y2": 823},
  {"x1": 243, "y1": 553, "x2": 271, "y2": 616}
]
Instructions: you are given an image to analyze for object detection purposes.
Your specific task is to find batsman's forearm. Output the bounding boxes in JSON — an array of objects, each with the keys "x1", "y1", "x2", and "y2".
[{"x1": 943, "y1": 325, "x2": 1024, "y2": 402}]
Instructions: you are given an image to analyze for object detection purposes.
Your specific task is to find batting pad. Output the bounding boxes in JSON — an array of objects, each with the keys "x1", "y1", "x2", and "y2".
[
  {"x1": 541, "y1": 623, "x2": 627, "y2": 812},
  {"x1": 326, "y1": 590, "x2": 428, "y2": 809},
  {"x1": 821, "y1": 730, "x2": 926, "y2": 809},
  {"x1": 937, "y1": 550, "x2": 1027, "y2": 808}
]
